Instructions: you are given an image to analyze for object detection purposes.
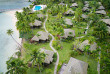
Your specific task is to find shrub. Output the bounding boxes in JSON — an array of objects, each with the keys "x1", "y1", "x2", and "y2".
[
  {"x1": 46, "y1": 69, "x2": 53, "y2": 74},
  {"x1": 70, "y1": 50, "x2": 79, "y2": 57},
  {"x1": 53, "y1": 53, "x2": 57, "y2": 62}
]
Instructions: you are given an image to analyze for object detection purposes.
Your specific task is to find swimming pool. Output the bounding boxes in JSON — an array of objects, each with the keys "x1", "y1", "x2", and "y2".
[
  {"x1": 33, "y1": 5, "x2": 47, "y2": 11},
  {"x1": 33, "y1": 6, "x2": 42, "y2": 11}
]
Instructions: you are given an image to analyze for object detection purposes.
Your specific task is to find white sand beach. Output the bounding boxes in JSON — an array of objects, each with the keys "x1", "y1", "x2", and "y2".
[{"x1": 5, "y1": 9, "x2": 23, "y2": 46}]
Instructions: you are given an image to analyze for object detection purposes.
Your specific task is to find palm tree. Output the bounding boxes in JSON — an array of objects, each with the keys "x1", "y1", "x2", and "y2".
[
  {"x1": 7, "y1": 29, "x2": 25, "y2": 52},
  {"x1": 75, "y1": 8, "x2": 82, "y2": 22},
  {"x1": 93, "y1": 21, "x2": 108, "y2": 39},
  {"x1": 6, "y1": 57, "x2": 27, "y2": 74},
  {"x1": 7, "y1": 29, "x2": 21, "y2": 47},
  {"x1": 30, "y1": 49, "x2": 46, "y2": 74}
]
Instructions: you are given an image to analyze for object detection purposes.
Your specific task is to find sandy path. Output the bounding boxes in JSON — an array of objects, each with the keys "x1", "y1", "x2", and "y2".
[{"x1": 43, "y1": 13, "x2": 59, "y2": 74}]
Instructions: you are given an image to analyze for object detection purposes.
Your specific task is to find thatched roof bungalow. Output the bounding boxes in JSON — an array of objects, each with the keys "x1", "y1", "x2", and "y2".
[
  {"x1": 65, "y1": 18, "x2": 73, "y2": 26},
  {"x1": 82, "y1": 7, "x2": 90, "y2": 12},
  {"x1": 95, "y1": 10, "x2": 106, "y2": 15},
  {"x1": 98, "y1": 6, "x2": 105, "y2": 10},
  {"x1": 78, "y1": 40, "x2": 97, "y2": 51},
  {"x1": 62, "y1": 29, "x2": 75, "y2": 38},
  {"x1": 84, "y1": 1, "x2": 89, "y2": 4},
  {"x1": 101, "y1": 19, "x2": 110, "y2": 26},
  {"x1": 61, "y1": 57, "x2": 88, "y2": 74},
  {"x1": 81, "y1": 14, "x2": 88, "y2": 19},
  {"x1": 58, "y1": 3, "x2": 65, "y2": 6},
  {"x1": 31, "y1": 31, "x2": 49, "y2": 42},
  {"x1": 40, "y1": 48, "x2": 54, "y2": 64},
  {"x1": 70, "y1": 3, "x2": 78, "y2": 7},
  {"x1": 107, "y1": 26, "x2": 110, "y2": 34},
  {"x1": 29, "y1": 20, "x2": 42, "y2": 27},
  {"x1": 98, "y1": 2, "x2": 102, "y2": 5},
  {"x1": 64, "y1": 9, "x2": 74, "y2": 15},
  {"x1": 84, "y1": 4, "x2": 89, "y2": 7},
  {"x1": 37, "y1": 14, "x2": 45, "y2": 18}
]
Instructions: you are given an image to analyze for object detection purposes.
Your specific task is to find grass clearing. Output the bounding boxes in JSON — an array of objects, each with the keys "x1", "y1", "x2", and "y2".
[{"x1": 75, "y1": 55, "x2": 98, "y2": 74}]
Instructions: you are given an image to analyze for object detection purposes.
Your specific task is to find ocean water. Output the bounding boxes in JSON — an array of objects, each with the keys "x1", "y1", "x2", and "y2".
[
  {"x1": 0, "y1": 0, "x2": 31, "y2": 10},
  {"x1": 0, "y1": 0, "x2": 31, "y2": 73}
]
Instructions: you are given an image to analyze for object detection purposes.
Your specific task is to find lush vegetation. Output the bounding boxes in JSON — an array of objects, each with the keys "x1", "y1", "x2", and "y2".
[{"x1": 5, "y1": 0, "x2": 110, "y2": 74}]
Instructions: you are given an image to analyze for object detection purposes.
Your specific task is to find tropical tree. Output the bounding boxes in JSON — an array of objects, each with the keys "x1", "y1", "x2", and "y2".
[
  {"x1": 6, "y1": 57, "x2": 27, "y2": 74},
  {"x1": 75, "y1": 8, "x2": 82, "y2": 22},
  {"x1": 7, "y1": 29, "x2": 26, "y2": 52},
  {"x1": 30, "y1": 49, "x2": 46, "y2": 74},
  {"x1": 93, "y1": 21, "x2": 108, "y2": 39},
  {"x1": 7, "y1": 29, "x2": 21, "y2": 48}
]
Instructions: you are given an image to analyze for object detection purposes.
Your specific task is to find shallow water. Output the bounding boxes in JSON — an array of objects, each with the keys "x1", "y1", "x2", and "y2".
[
  {"x1": 0, "y1": 0, "x2": 31, "y2": 73},
  {"x1": 0, "y1": 0, "x2": 31, "y2": 10}
]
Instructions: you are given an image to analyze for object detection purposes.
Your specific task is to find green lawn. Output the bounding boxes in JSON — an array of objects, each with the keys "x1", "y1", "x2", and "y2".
[
  {"x1": 54, "y1": 41, "x2": 97, "y2": 74},
  {"x1": 58, "y1": 42, "x2": 73, "y2": 63},
  {"x1": 72, "y1": 27, "x2": 85, "y2": 37},
  {"x1": 75, "y1": 55, "x2": 98, "y2": 74},
  {"x1": 27, "y1": 63, "x2": 54, "y2": 74}
]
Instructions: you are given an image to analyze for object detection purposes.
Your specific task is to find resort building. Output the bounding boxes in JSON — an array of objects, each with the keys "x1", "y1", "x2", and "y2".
[
  {"x1": 84, "y1": 3, "x2": 89, "y2": 8},
  {"x1": 29, "y1": 20, "x2": 42, "y2": 28},
  {"x1": 98, "y1": 5, "x2": 105, "y2": 10},
  {"x1": 70, "y1": 3, "x2": 78, "y2": 7},
  {"x1": 62, "y1": 29, "x2": 75, "y2": 38},
  {"x1": 81, "y1": 14, "x2": 88, "y2": 19},
  {"x1": 98, "y1": 2, "x2": 102, "y2": 5},
  {"x1": 101, "y1": 19, "x2": 110, "y2": 26},
  {"x1": 78, "y1": 40, "x2": 97, "y2": 51},
  {"x1": 31, "y1": 31, "x2": 49, "y2": 42},
  {"x1": 95, "y1": 10, "x2": 106, "y2": 15},
  {"x1": 84, "y1": 1, "x2": 89, "y2": 4},
  {"x1": 58, "y1": 2, "x2": 65, "y2": 6},
  {"x1": 107, "y1": 26, "x2": 110, "y2": 34},
  {"x1": 59, "y1": 57, "x2": 88, "y2": 74},
  {"x1": 82, "y1": 7, "x2": 90, "y2": 12},
  {"x1": 65, "y1": 18, "x2": 73, "y2": 26},
  {"x1": 37, "y1": 14, "x2": 45, "y2": 18},
  {"x1": 64, "y1": 9, "x2": 74, "y2": 15},
  {"x1": 40, "y1": 48, "x2": 54, "y2": 64}
]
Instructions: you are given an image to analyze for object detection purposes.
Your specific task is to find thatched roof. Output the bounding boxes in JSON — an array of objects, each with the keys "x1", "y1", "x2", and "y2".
[
  {"x1": 64, "y1": 9, "x2": 74, "y2": 15},
  {"x1": 84, "y1": 4, "x2": 89, "y2": 7},
  {"x1": 58, "y1": 3, "x2": 65, "y2": 6},
  {"x1": 70, "y1": 3, "x2": 78, "y2": 7},
  {"x1": 98, "y1": 6, "x2": 105, "y2": 10},
  {"x1": 101, "y1": 19, "x2": 110, "y2": 25},
  {"x1": 89, "y1": 42, "x2": 97, "y2": 51},
  {"x1": 65, "y1": 18, "x2": 73, "y2": 25},
  {"x1": 98, "y1": 2, "x2": 102, "y2": 5},
  {"x1": 40, "y1": 48, "x2": 54, "y2": 64},
  {"x1": 84, "y1": 1, "x2": 89, "y2": 4},
  {"x1": 81, "y1": 14, "x2": 88, "y2": 19},
  {"x1": 79, "y1": 40, "x2": 97, "y2": 51},
  {"x1": 31, "y1": 31, "x2": 49, "y2": 41},
  {"x1": 82, "y1": 7, "x2": 90, "y2": 11},
  {"x1": 62, "y1": 29, "x2": 75, "y2": 38},
  {"x1": 29, "y1": 20, "x2": 42, "y2": 27},
  {"x1": 107, "y1": 26, "x2": 110, "y2": 33},
  {"x1": 95, "y1": 10, "x2": 106, "y2": 15},
  {"x1": 37, "y1": 14, "x2": 45, "y2": 18},
  {"x1": 62, "y1": 57, "x2": 88, "y2": 74}
]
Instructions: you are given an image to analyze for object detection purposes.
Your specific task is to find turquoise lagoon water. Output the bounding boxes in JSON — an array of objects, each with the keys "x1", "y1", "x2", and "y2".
[
  {"x1": 0, "y1": 0, "x2": 31, "y2": 73},
  {"x1": 34, "y1": 6, "x2": 42, "y2": 11}
]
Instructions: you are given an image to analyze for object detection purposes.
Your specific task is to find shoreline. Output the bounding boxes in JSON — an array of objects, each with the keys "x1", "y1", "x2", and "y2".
[{"x1": 4, "y1": 9, "x2": 23, "y2": 57}]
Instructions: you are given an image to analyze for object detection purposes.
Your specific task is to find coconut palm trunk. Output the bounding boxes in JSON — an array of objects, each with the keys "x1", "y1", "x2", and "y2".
[{"x1": 7, "y1": 29, "x2": 26, "y2": 52}]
